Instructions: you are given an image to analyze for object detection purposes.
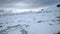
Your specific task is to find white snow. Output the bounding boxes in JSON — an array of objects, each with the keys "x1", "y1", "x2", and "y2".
[{"x1": 0, "y1": 5, "x2": 60, "y2": 34}]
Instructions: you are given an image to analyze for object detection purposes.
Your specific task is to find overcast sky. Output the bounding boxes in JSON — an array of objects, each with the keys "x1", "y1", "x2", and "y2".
[{"x1": 0, "y1": 0, "x2": 60, "y2": 9}]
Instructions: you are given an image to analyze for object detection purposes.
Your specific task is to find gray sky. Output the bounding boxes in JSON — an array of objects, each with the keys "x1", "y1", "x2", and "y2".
[
  {"x1": 0, "y1": 0, "x2": 60, "y2": 13},
  {"x1": 0, "y1": 0, "x2": 60, "y2": 9}
]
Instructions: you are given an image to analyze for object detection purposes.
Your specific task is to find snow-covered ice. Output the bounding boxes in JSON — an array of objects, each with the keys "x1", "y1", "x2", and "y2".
[{"x1": 0, "y1": 5, "x2": 60, "y2": 34}]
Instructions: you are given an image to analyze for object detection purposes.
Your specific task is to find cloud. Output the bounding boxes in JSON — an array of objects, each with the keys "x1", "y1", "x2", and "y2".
[{"x1": 0, "y1": 0, "x2": 60, "y2": 9}]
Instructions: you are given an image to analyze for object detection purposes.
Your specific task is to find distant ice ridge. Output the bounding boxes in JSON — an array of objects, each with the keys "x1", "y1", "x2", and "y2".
[{"x1": 0, "y1": 3, "x2": 60, "y2": 16}]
